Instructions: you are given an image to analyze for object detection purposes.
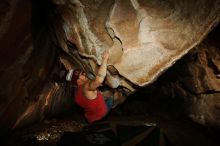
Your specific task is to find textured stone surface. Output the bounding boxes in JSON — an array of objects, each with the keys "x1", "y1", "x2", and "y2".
[
  {"x1": 55, "y1": 0, "x2": 220, "y2": 87},
  {"x1": 0, "y1": 0, "x2": 220, "y2": 131},
  {"x1": 0, "y1": 0, "x2": 73, "y2": 132},
  {"x1": 140, "y1": 31, "x2": 220, "y2": 127}
]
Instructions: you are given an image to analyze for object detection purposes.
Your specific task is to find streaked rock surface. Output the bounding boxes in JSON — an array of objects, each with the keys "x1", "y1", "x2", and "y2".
[
  {"x1": 0, "y1": 0, "x2": 220, "y2": 131},
  {"x1": 55, "y1": 0, "x2": 220, "y2": 87}
]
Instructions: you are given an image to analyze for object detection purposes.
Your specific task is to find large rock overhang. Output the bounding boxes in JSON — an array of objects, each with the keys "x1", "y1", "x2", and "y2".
[{"x1": 56, "y1": 0, "x2": 220, "y2": 87}]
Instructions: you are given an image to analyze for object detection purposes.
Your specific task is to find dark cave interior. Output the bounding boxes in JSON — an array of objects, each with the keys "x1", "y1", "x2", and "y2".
[
  {"x1": 2, "y1": 24, "x2": 220, "y2": 146},
  {"x1": 0, "y1": 0, "x2": 220, "y2": 146}
]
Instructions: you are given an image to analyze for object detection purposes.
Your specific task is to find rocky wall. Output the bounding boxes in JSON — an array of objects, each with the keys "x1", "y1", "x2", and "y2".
[{"x1": 0, "y1": 0, "x2": 220, "y2": 132}]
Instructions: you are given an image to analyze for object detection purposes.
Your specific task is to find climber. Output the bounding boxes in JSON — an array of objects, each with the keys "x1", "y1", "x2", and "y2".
[{"x1": 66, "y1": 50, "x2": 124, "y2": 123}]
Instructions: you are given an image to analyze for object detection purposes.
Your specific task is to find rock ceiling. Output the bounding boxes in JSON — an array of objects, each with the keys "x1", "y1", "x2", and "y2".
[{"x1": 55, "y1": 0, "x2": 220, "y2": 90}]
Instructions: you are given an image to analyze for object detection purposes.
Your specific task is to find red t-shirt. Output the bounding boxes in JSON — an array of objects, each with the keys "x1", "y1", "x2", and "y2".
[{"x1": 74, "y1": 85, "x2": 108, "y2": 123}]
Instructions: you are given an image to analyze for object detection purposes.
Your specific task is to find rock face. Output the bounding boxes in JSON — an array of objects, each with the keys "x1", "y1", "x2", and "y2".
[
  {"x1": 54, "y1": 0, "x2": 220, "y2": 88},
  {"x1": 0, "y1": 0, "x2": 73, "y2": 132},
  {"x1": 0, "y1": 0, "x2": 220, "y2": 131},
  {"x1": 173, "y1": 36, "x2": 220, "y2": 127},
  {"x1": 140, "y1": 28, "x2": 220, "y2": 127}
]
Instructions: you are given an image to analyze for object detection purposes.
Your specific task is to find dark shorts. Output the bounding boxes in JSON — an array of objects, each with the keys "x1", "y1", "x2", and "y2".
[{"x1": 104, "y1": 96, "x2": 113, "y2": 111}]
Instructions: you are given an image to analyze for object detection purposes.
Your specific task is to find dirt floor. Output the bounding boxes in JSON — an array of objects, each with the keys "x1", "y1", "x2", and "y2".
[{"x1": 2, "y1": 94, "x2": 220, "y2": 146}]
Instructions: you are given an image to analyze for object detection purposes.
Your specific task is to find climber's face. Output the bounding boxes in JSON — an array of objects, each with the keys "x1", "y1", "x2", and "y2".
[{"x1": 77, "y1": 71, "x2": 88, "y2": 85}]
